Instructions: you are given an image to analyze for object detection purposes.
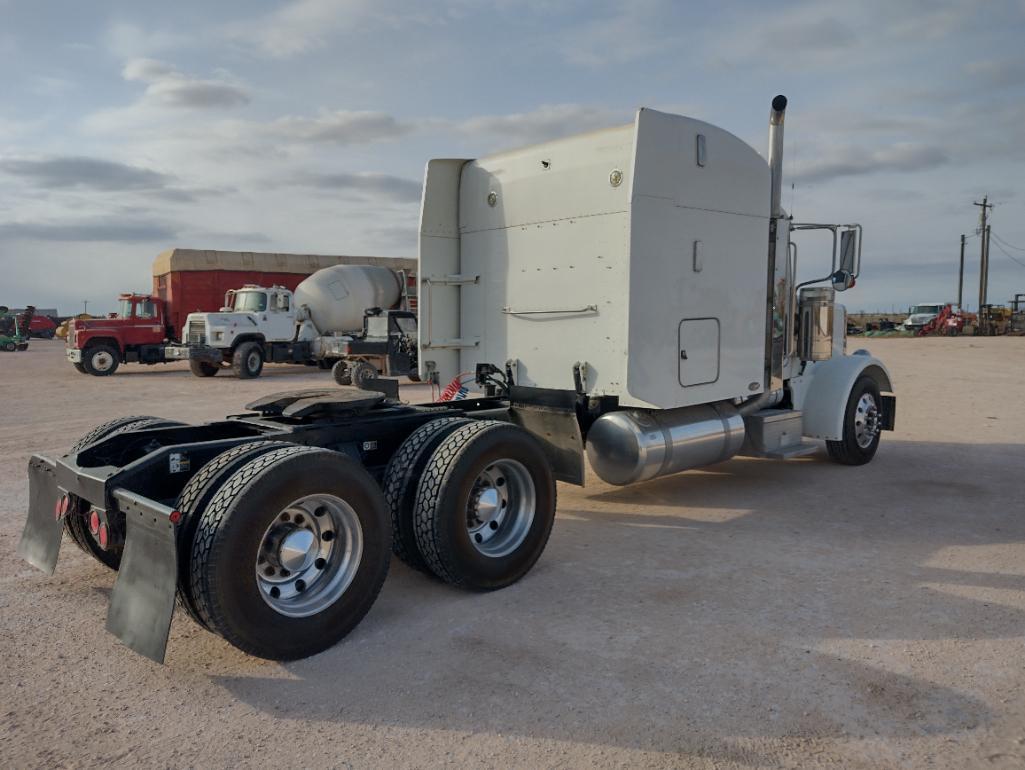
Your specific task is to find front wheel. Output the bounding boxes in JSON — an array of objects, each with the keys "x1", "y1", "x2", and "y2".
[
  {"x1": 826, "y1": 375, "x2": 882, "y2": 465},
  {"x1": 189, "y1": 360, "x2": 220, "y2": 377},
  {"x1": 350, "y1": 360, "x2": 377, "y2": 389},
  {"x1": 232, "y1": 341, "x2": 264, "y2": 379},
  {"x1": 72, "y1": 362, "x2": 87, "y2": 374},
  {"x1": 331, "y1": 359, "x2": 351, "y2": 386},
  {"x1": 189, "y1": 446, "x2": 391, "y2": 660},
  {"x1": 413, "y1": 420, "x2": 556, "y2": 590},
  {"x1": 82, "y1": 344, "x2": 120, "y2": 376}
]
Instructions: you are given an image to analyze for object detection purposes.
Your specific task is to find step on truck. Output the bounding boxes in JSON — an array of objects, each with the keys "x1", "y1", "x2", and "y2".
[
  {"x1": 18, "y1": 96, "x2": 896, "y2": 663},
  {"x1": 163, "y1": 264, "x2": 419, "y2": 381}
]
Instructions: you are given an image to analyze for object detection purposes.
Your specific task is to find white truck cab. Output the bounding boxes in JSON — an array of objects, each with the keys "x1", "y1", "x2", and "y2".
[
  {"x1": 181, "y1": 285, "x2": 298, "y2": 351},
  {"x1": 902, "y1": 302, "x2": 948, "y2": 331}
]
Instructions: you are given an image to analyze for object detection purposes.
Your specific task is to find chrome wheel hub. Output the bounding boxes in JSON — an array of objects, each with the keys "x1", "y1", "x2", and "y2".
[
  {"x1": 854, "y1": 393, "x2": 881, "y2": 449},
  {"x1": 466, "y1": 459, "x2": 535, "y2": 558},
  {"x1": 247, "y1": 351, "x2": 260, "y2": 370},
  {"x1": 92, "y1": 351, "x2": 114, "y2": 372},
  {"x1": 255, "y1": 494, "x2": 362, "y2": 617}
]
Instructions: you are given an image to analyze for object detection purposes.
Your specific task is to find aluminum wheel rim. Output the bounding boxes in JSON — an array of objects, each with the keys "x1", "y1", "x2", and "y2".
[
  {"x1": 92, "y1": 351, "x2": 114, "y2": 372},
  {"x1": 466, "y1": 459, "x2": 535, "y2": 558},
  {"x1": 854, "y1": 392, "x2": 881, "y2": 449},
  {"x1": 255, "y1": 494, "x2": 363, "y2": 617},
  {"x1": 247, "y1": 351, "x2": 261, "y2": 372}
]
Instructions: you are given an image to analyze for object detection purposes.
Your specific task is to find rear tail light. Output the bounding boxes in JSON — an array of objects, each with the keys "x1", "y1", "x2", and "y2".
[
  {"x1": 54, "y1": 494, "x2": 70, "y2": 520},
  {"x1": 89, "y1": 510, "x2": 101, "y2": 535},
  {"x1": 97, "y1": 523, "x2": 109, "y2": 549}
]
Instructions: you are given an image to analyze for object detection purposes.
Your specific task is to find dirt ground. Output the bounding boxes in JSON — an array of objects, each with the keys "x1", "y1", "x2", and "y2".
[{"x1": 1, "y1": 338, "x2": 1023, "y2": 769}]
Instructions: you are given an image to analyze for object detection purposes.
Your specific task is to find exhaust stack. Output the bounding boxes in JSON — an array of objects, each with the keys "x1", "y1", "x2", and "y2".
[
  {"x1": 768, "y1": 94, "x2": 787, "y2": 219},
  {"x1": 762, "y1": 94, "x2": 788, "y2": 394}
]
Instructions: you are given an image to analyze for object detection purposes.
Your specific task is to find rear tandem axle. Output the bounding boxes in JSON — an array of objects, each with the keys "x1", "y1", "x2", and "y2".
[{"x1": 19, "y1": 387, "x2": 562, "y2": 663}]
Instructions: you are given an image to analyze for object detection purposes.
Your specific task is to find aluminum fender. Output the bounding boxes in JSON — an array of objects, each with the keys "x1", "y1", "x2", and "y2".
[{"x1": 794, "y1": 353, "x2": 894, "y2": 441}]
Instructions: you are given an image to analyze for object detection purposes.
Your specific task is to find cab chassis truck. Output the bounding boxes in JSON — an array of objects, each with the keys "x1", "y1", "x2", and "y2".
[{"x1": 17, "y1": 96, "x2": 895, "y2": 663}]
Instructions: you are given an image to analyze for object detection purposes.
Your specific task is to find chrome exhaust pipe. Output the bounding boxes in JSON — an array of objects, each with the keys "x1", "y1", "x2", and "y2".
[
  {"x1": 762, "y1": 94, "x2": 789, "y2": 394},
  {"x1": 768, "y1": 94, "x2": 787, "y2": 219}
]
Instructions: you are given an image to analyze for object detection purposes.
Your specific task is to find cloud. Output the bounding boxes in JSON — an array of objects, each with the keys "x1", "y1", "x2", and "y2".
[
  {"x1": 0, "y1": 156, "x2": 174, "y2": 191},
  {"x1": 288, "y1": 171, "x2": 421, "y2": 202},
  {"x1": 122, "y1": 58, "x2": 250, "y2": 109},
  {"x1": 0, "y1": 218, "x2": 178, "y2": 243},
  {"x1": 268, "y1": 110, "x2": 413, "y2": 144},
  {"x1": 790, "y1": 143, "x2": 949, "y2": 184},
  {"x1": 105, "y1": 21, "x2": 190, "y2": 59},
  {"x1": 964, "y1": 58, "x2": 1025, "y2": 88},
  {"x1": 455, "y1": 103, "x2": 628, "y2": 147},
  {"x1": 225, "y1": 0, "x2": 375, "y2": 59}
]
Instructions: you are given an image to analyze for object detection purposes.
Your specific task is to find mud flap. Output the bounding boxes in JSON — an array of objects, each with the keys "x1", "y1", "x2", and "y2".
[
  {"x1": 106, "y1": 490, "x2": 179, "y2": 664},
  {"x1": 17, "y1": 455, "x2": 63, "y2": 575}
]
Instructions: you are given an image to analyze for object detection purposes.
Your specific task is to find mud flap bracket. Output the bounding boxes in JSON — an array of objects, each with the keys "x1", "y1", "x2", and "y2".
[
  {"x1": 17, "y1": 455, "x2": 63, "y2": 575},
  {"x1": 106, "y1": 489, "x2": 179, "y2": 664}
]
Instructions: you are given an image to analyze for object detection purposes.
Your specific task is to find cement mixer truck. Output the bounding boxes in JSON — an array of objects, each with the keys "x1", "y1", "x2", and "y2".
[
  {"x1": 18, "y1": 96, "x2": 897, "y2": 665},
  {"x1": 163, "y1": 264, "x2": 419, "y2": 381}
]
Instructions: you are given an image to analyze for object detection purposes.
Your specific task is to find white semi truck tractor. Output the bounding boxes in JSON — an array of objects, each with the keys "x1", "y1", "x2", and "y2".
[
  {"x1": 18, "y1": 96, "x2": 895, "y2": 664},
  {"x1": 164, "y1": 264, "x2": 419, "y2": 382}
]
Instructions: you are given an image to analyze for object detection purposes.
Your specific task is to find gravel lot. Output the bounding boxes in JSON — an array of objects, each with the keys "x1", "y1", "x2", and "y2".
[{"x1": 2, "y1": 337, "x2": 1024, "y2": 768}]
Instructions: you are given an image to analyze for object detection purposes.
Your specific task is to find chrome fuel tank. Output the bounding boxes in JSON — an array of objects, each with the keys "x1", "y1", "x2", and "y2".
[{"x1": 585, "y1": 403, "x2": 745, "y2": 486}]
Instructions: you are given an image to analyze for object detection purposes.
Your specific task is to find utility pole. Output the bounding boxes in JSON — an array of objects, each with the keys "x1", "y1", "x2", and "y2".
[
  {"x1": 83, "y1": 300, "x2": 89, "y2": 315},
  {"x1": 974, "y1": 196, "x2": 993, "y2": 312},
  {"x1": 957, "y1": 233, "x2": 966, "y2": 308}
]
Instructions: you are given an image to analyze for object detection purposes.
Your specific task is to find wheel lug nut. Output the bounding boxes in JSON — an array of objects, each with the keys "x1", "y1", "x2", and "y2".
[{"x1": 264, "y1": 566, "x2": 275, "y2": 576}]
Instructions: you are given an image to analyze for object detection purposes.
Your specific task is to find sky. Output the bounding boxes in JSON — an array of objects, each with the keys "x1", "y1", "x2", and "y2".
[{"x1": 1, "y1": 0, "x2": 1024, "y2": 315}]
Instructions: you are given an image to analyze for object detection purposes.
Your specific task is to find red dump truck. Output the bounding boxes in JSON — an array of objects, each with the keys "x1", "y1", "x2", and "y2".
[{"x1": 67, "y1": 249, "x2": 415, "y2": 376}]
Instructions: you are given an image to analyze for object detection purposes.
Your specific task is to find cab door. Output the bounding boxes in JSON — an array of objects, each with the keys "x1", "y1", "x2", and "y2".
[
  {"x1": 263, "y1": 292, "x2": 297, "y2": 342},
  {"x1": 126, "y1": 298, "x2": 165, "y2": 346}
]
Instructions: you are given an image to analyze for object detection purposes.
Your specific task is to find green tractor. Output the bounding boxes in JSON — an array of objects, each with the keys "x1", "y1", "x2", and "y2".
[{"x1": 0, "y1": 306, "x2": 32, "y2": 352}]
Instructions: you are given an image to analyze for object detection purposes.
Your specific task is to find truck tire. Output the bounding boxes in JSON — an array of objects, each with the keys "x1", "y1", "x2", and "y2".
[
  {"x1": 65, "y1": 416, "x2": 185, "y2": 570},
  {"x1": 413, "y1": 420, "x2": 556, "y2": 590},
  {"x1": 72, "y1": 362, "x2": 87, "y2": 374},
  {"x1": 189, "y1": 360, "x2": 220, "y2": 377},
  {"x1": 382, "y1": 417, "x2": 472, "y2": 572},
  {"x1": 826, "y1": 375, "x2": 883, "y2": 466},
  {"x1": 350, "y1": 360, "x2": 376, "y2": 389},
  {"x1": 407, "y1": 372, "x2": 421, "y2": 383},
  {"x1": 189, "y1": 446, "x2": 391, "y2": 660},
  {"x1": 173, "y1": 440, "x2": 294, "y2": 628},
  {"x1": 331, "y1": 359, "x2": 351, "y2": 386},
  {"x1": 82, "y1": 343, "x2": 120, "y2": 376},
  {"x1": 232, "y1": 342, "x2": 263, "y2": 379}
]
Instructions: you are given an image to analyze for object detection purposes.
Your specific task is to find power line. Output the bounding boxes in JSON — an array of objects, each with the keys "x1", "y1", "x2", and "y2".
[
  {"x1": 990, "y1": 231, "x2": 1025, "y2": 252},
  {"x1": 989, "y1": 236, "x2": 1025, "y2": 271}
]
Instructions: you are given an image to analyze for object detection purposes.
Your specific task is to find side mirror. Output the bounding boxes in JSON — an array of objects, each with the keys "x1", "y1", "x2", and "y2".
[
  {"x1": 831, "y1": 270, "x2": 855, "y2": 291},
  {"x1": 838, "y1": 229, "x2": 857, "y2": 276}
]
